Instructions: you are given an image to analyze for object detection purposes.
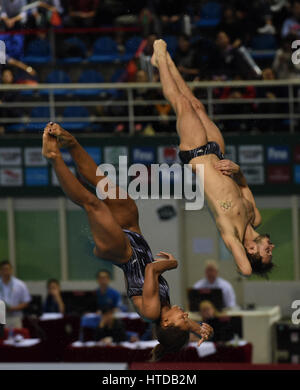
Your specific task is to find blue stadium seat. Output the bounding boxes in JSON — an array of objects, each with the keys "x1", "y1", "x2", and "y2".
[
  {"x1": 61, "y1": 106, "x2": 91, "y2": 131},
  {"x1": 23, "y1": 38, "x2": 51, "y2": 64},
  {"x1": 5, "y1": 124, "x2": 26, "y2": 132},
  {"x1": 27, "y1": 106, "x2": 50, "y2": 131},
  {"x1": 108, "y1": 68, "x2": 126, "y2": 98},
  {"x1": 59, "y1": 37, "x2": 87, "y2": 64},
  {"x1": 163, "y1": 35, "x2": 178, "y2": 57},
  {"x1": 41, "y1": 70, "x2": 71, "y2": 96},
  {"x1": 122, "y1": 36, "x2": 143, "y2": 61},
  {"x1": 251, "y1": 34, "x2": 277, "y2": 50},
  {"x1": 195, "y1": 1, "x2": 222, "y2": 27},
  {"x1": 75, "y1": 70, "x2": 106, "y2": 96},
  {"x1": 250, "y1": 34, "x2": 277, "y2": 60},
  {"x1": 0, "y1": 33, "x2": 24, "y2": 60},
  {"x1": 89, "y1": 37, "x2": 120, "y2": 63}
]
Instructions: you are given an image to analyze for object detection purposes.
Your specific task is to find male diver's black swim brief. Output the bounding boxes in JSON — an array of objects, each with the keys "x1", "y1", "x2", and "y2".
[{"x1": 178, "y1": 141, "x2": 225, "y2": 164}]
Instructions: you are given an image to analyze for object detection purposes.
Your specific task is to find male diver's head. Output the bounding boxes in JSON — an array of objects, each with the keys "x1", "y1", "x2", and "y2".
[{"x1": 244, "y1": 234, "x2": 275, "y2": 278}]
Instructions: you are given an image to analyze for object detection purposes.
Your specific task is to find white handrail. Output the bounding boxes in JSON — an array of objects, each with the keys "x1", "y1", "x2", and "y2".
[{"x1": 0, "y1": 79, "x2": 300, "y2": 90}]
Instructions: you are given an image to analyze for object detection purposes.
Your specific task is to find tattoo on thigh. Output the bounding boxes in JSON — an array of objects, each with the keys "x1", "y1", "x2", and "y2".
[{"x1": 218, "y1": 200, "x2": 232, "y2": 212}]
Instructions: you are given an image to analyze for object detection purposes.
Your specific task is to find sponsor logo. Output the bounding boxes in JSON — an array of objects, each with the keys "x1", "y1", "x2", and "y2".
[
  {"x1": 240, "y1": 165, "x2": 264, "y2": 185},
  {"x1": 0, "y1": 168, "x2": 23, "y2": 186},
  {"x1": 132, "y1": 147, "x2": 155, "y2": 165},
  {"x1": 52, "y1": 166, "x2": 76, "y2": 186},
  {"x1": 294, "y1": 165, "x2": 300, "y2": 184},
  {"x1": 267, "y1": 166, "x2": 291, "y2": 184},
  {"x1": 158, "y1": 146, "x2": 179, "y2": 164},
  {"x1": 104, "y1": 146, "x2": 128, "y2": 165},
  {"x1": 0, "y1": 148, "x2": 22, "y2": 166},
  {"x1": 267, "y1": 146, "x2": 290, "y2": 163},
  {"x1": 225, "y1": 145, "x2": 237, "y2": 162},
  {"x1": 239, "y1": 145, "x2": 264, "y2": 164},
  {"x1": 60, "y1": 149, "x2": 73, "y2": 166},
  {"x1": 24, "y1": 147, "x2": 47, "y2": 167},
  {"x1": 25, "y1": 168, "x2": 49, "y2": 186},
  {"x1": 84, "y1": 147, "x2": 102, "y2": 165}
]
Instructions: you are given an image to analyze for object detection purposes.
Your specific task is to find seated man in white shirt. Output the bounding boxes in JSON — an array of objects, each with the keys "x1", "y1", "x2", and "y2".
[
  {"x1": 0, "y1": 260, "x2": 31, "y2": 328},
  {"x1": 193, "y1": 260, "x2": 237, "y2": 309}
]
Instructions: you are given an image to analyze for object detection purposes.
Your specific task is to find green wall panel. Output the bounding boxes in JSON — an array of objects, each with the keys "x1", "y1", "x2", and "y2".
[
  {"x1": 0, "y1": 211, "x2": 9, "y2": 261},
  {"x1": 67, "y1": 210, "x2": 112, "y2": 280},
  {"x1": 15, "y1": 211, "x2": 61, "y2": 280}
]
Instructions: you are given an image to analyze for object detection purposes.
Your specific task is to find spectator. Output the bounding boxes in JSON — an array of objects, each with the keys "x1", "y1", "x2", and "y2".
[
  {"x1": 138, "y1": 33, "x2": 158, "y2": 81},
  {"x1": 0, "y1": 260, "x2": 31, "y2": 328},
  {"x1": 218, "y1": 6, "x2": 243, "y2": 46},
  {"x1": 282, "y1": 0, "x2": 300, "y2": 37},
  {"x1": 0, "y1": 0, "x2": 27, "y2": 30},
  {"x1": 0, "y1": 67, "x2": 23, "y2": 133},
  {"x1": 190, "y1": 300, "x2": 235, "y2": 343},
  {"x1": 174, "y1": 34, "x2": 200, "y2": 81},
  {"x1": 206, "y1": 31, "x2": 241, "y2": 80},
  {"x1": 193, "y1": 260, "x2": 237, "y2": 309},
  {"x1": 5, "y1": 57, "x2": 37, "y2": 81},
  {"x1": 152, "y1": 0, "x2": 185, "y2": 35},
  {"x1": 43, "y1": 279, "x2": 65, "y2": 314},
  {"x1": 31, "y1": 1, "x2": 64, "y2": 27},
  {"x1": 96, "y1": 270, "x2": 122, "y2": 312},
  {"x1": 256, "y1": 67, "x2": 288, "y2": 131},
  {"x1": 67, "y1": 0, "x2": 99, "y2": 27},
  {"x1": 94, "y1": 307, "x2": 127, "y2": 344},
  {"x1": 133, "y1": 69, "x2": 155, "y2": 133},
  {"x1": 213, "y1": 73, "x2": 257, "y2": 132},
  {"x1": 273, "y1": 33, "x2": 300, "y2": 78},
  {"x1": 112, "y1": 0, "x2": 154, "y2": 36}
]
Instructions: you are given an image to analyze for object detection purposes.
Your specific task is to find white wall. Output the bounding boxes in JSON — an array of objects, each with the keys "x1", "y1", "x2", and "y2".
[{"x1": 244, "y1": 281, "x2": 300, "y2": 317}]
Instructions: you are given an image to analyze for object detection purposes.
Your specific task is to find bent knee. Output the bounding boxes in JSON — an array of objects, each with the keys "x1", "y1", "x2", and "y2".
[{"x1": 191, "y1": 98, "x2": 206, "y2": 114}]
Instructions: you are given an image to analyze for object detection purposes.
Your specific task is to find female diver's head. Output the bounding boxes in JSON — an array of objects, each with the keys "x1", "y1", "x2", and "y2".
[{"x1": 151, "y1": 305, "x2": 190, "y2": 361}]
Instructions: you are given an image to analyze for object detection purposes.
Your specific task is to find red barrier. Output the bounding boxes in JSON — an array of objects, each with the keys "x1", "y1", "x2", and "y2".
[{"x1": 0, "y1": 26, "x2": 141, "y2": 36}]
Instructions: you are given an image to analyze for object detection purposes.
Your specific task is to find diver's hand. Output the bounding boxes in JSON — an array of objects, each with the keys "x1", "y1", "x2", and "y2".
[
  {"x1": 154, "y1": 251, "x2": 176, "y2": 261},
  {"x1": 197, "y1": 322, "x2": 214, "y2": 346},
  {"x1": 214, "y1": 159, "x2": 240, "y2": 177},
  {"x1": 150, "y1": 251, "x2": 178, "y2": 273}
]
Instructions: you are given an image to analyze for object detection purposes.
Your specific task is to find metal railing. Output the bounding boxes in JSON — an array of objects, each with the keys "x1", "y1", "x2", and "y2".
[{"x1": 0, "y1": 79, "x2": 300, "y2": 135}]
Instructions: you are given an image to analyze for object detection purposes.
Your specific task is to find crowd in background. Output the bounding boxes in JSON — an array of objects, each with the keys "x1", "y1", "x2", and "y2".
[
  {"x1": 0, "y1": 0, "x2": 299, "y2": 134},
  {"x1": 0, "y1": 258, "x2": 237, "y2": 345}
]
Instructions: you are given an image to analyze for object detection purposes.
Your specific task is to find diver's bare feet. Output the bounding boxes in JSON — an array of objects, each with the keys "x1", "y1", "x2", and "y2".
[
  {"x1": 151, "y1": 52, "x2": 158, "y2": 68},
  {"x1": 47, "y1": 122, "x2": 77, "y2": 149},
  {"x1": 153, "y1": 39, "x2": 167, "y2": 59},
  {"x1": 150, "y1": 251, "x2": 178, "y2": 274},
  {"x1": 42, "y1": 125, "x2": 60, "y2": 161}
]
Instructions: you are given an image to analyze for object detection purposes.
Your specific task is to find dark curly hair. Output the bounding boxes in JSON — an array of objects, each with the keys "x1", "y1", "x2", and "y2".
[
  {"x1": 245, "y1": 251, "x2": 274, "y2": 279},
  {"x1": 150, "y1": 323, "x2": 190, "y2": 362}
]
